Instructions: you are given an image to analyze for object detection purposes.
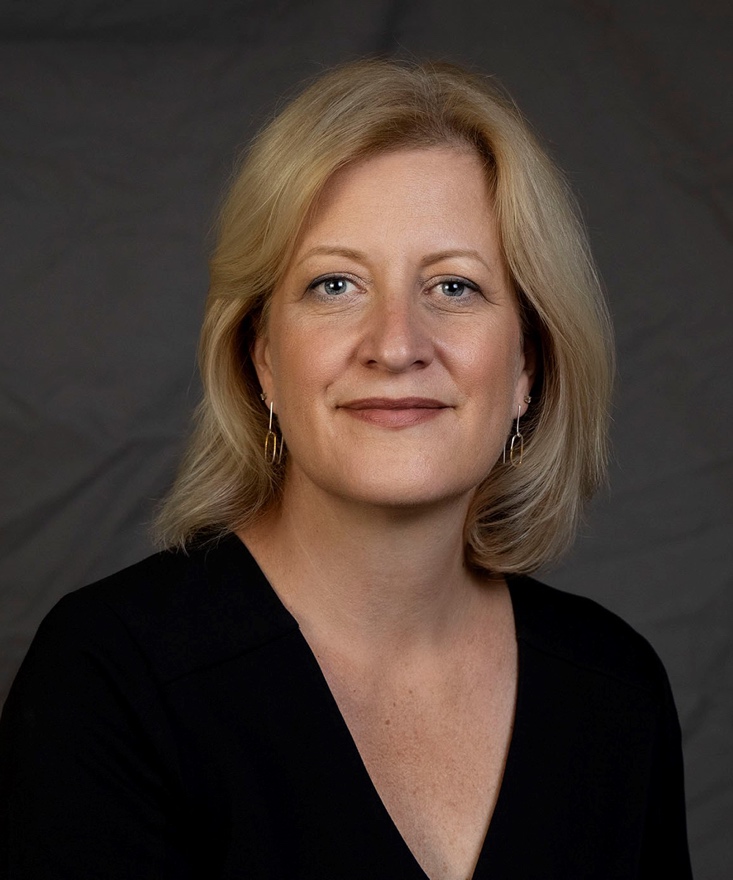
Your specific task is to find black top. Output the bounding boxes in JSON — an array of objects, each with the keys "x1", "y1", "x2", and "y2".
[{"x1": 0, "y1": 534, "x2": 693, "y2": 879}]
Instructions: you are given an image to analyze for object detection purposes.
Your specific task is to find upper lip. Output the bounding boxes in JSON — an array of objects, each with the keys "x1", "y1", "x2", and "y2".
[{"x1": 339, "y1": 397, "x2": 449, "y2": 410}]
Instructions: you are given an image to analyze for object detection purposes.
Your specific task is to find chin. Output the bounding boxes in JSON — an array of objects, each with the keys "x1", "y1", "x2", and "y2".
[
  {"x1": 330, "y1": 469, "x2": 487, "y2": 512},
  {"x1": 286, "y1": 447, "x2": 497, "y2": 512}
]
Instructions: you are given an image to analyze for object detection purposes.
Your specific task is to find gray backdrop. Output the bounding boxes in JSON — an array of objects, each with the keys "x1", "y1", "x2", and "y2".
[{"x1": 1, "y1": 1, "x2": 731, "y2": 876}]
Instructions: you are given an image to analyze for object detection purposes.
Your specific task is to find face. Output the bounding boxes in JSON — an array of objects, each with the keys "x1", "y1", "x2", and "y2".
[{"x1": 253, "y1": 146, "x2": 534, "y2": 512}]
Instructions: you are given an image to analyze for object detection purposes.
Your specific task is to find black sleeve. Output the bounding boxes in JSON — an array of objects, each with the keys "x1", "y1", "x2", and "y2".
[
  {"x1": 639, "y1": 657, "x2": 694, "y2": 879},
  {"x1": 0, "y1": 593, "x2": 194, "y2": 879}
]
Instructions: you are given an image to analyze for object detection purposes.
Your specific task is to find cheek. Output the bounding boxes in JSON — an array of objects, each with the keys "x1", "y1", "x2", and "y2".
[
  {"x1": 272, "y1": 327, "x2": 344, "y2": 417},
  {"x1": 450, "y1": 324, "x2": 524, "y2": 394}
]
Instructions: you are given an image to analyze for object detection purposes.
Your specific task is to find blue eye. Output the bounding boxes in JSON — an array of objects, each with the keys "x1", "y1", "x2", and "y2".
[
  {"x1": 437, "y1": 278, "x2": 478, "y2": 298},
  {"x1": 310, "y1": 275, "x2": 353, "y2": 296},
  {"x1": 441, "y1": 280, "x2": 467, "y2": 297}
]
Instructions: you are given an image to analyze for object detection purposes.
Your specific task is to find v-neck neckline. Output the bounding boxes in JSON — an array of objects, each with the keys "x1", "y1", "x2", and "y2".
[
  {"x1": 300, "y1": 584, "x2": 526, "y2": 880},
  {"x1": 226, "y1": 533, "x2": 528, "y2": 880}
]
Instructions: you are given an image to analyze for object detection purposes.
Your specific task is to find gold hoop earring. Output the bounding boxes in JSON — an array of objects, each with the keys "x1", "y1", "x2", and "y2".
[
  {"x1": 264, "y1": 401, "x2": 283, "y2": 465},
  {"x1": 503, "y1": 404, "x2": 524, "y2": 467}
]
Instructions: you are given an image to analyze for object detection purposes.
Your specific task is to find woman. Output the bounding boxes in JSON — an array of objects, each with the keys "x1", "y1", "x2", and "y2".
[{"x1": 0, "y1": 60, "x2": 692, "y2": 879}]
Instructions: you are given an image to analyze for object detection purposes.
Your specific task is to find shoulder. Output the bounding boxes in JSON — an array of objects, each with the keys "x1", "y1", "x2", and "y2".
[
  {"x1": 508, "y1": 575, "x2": 669, "y2": 698},
  {"x1": 20, "y1": 534, "x2": 296, "y2": 688}
]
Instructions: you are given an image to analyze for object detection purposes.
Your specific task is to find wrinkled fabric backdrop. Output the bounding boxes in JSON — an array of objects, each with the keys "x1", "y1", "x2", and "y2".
[{"x1": 1, "y1": 1, "x2": 731, "y2": 875}]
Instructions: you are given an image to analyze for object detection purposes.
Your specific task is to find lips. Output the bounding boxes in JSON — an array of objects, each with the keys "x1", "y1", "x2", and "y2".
[{"x1": 338, "y1": 397, "x2": 449, "y2": 428}]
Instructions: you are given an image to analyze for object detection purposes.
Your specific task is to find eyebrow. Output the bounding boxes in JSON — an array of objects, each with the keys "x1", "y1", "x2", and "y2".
[
  {"x1": 297, "y1": 245, "x2": 495, "y2": 274},
  {"x1": 297, "y1": 245, "x2": 367, "y2": 264},
  {"x1": 420, "y1": 249, "x2": 493, "y2": 273}
]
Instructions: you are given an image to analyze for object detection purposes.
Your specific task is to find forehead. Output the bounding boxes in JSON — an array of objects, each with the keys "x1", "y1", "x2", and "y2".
[{"x1": 294, "y1": 145, "x2": 499, "y2": 258}]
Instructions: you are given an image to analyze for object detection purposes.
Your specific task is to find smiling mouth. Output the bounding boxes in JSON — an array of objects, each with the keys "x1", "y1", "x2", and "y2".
[{"x1": 339, "y1": 397, "x2": 449, "y2": 428}]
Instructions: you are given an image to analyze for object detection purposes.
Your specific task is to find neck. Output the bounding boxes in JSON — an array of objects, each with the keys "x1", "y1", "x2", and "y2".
[{"x1": 239, "y1": 470, "x2": 497, "y2": 655}]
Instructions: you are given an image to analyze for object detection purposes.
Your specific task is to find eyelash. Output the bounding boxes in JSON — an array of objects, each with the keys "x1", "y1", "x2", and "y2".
[
  {"x1": 435, "y1": 278, "x2": 480, "y2": 299},
  {"x1": 307, "y1": 274, "x2": 481, "y2": 301}
]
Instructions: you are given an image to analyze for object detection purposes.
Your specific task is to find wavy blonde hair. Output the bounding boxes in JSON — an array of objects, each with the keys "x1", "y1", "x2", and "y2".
[{"x1": 155, "y1": 59, "x2": 614, "y2": 574}]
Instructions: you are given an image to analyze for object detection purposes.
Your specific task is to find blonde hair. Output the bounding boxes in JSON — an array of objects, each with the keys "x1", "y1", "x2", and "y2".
[{"x1": 155, "y1": 59, "x2": 614, "y2": 574}]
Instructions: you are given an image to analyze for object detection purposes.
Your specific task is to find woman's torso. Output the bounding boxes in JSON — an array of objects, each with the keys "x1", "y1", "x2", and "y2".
[{"x1": 0, "y1": 534, "x2": 693, "y2": 879}]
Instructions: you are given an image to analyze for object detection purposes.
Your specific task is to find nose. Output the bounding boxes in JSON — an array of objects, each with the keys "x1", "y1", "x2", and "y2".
[{"x1": 357, "y1": 290, "x2": 435, "y2": 372}]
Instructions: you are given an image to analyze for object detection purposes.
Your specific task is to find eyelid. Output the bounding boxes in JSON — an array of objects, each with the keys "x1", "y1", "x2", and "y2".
[
  {"x1": 428, "y1": 275, "x2": 481, "y2": 292},
  {"x1": 308, "y1": 271, "x2": 360, "y2": 285},
  {"x1": 429, "y1": 272, "x2": 478, "y2": 283}
]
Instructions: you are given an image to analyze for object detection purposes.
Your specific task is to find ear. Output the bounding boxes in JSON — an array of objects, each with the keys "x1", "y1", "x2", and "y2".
[
  {"x1": 252, "y1": 329, "x2": 274, "y2": 398},
  {"x1": 517, "y1": 333, "x2": 537, "y2": 412}
]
